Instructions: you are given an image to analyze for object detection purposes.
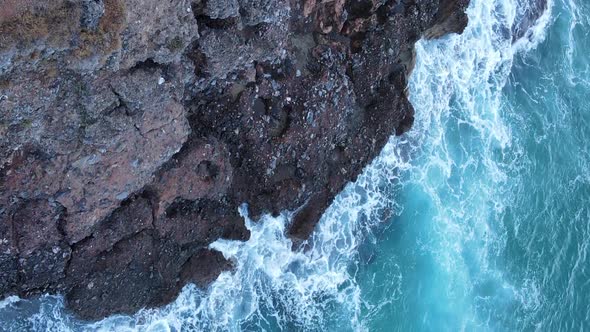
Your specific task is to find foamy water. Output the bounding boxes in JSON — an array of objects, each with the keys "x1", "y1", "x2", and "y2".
[{"x1": 2, "y1": 0, "x2": 589, "y2": 330}]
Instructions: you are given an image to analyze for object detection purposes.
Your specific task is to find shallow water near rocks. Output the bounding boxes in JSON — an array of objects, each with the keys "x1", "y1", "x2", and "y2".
[{"x1": 1, "y1": 0, "x2": 589, "y2": 330}]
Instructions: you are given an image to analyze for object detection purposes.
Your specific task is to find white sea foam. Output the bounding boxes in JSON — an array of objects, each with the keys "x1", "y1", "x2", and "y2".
[
  {"x1": 0, "y1": 0, "x2": 555, "y2": 331},
  {"x1": 0, "y1": 296, "x2": 19, "y2": 310},
  {"x1": 512, "y1": 0, "x2": 554, "y2": 53}
]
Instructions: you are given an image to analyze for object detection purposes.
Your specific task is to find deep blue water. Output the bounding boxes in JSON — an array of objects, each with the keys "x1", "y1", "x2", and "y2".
[{"x1": 1, "y1": 0, "x2": 589, "y2": 330}]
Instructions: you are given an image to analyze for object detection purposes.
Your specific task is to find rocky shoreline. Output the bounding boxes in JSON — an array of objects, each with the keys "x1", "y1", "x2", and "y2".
[{"x1": 1, "y1": 0, "x2": 469, "y2": 320}]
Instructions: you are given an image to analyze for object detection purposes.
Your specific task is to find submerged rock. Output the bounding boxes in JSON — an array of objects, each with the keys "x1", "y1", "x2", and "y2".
[
  {"x1": 512, "y1": 0, "x2": 549, "y2": 42},
  {"x1": 0, "y1": 0, "x2": 470, "y2": 320}
]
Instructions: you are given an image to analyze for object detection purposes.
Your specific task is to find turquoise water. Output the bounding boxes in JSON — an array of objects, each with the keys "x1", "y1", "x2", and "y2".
[
  {"x1": 358, "y1": 0, "x2": 590, "y2": 330},
  {"x1": 1, "y1": 0, "x2": 589, "y2": 330}
]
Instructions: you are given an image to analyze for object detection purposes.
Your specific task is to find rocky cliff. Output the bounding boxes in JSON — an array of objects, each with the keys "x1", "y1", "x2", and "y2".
[{"x1": 0, "y1": 0, "x2": 468, "y2": 320}]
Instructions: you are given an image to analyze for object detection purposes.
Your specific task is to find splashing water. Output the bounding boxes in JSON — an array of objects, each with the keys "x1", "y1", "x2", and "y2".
[{"x1": 2, "y1": 0, "x2": 589, "y2": 330}]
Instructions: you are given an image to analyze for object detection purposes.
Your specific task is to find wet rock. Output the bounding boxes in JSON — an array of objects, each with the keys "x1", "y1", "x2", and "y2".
[
  {"x1": 0, "y1": 0, "x2": 471, "y2": 320},
  {"x1": 0, "y1": 215, "x2": 17, "y2": 295},
  {"x1": 156, "y1": 199, "x2": 248, "y2": 246},
  {"x1": 180, "y1": 249, "x2": 233, "y2": 287},
  {"x1": 63, "y1": 197, "x2": 245, "y2": 319},
  {"x1": 66, "y1": 232, "x2": 164, "y2": 319},
  {"x1": 12, "y1": 200, "x2": 70, "y2": 291},
  {"x1": 512, "y1": 0, "x2": 549, "y2": 42},
  {"x1": 423, "y1": 0, "x2": 470, "y2": 39},
  {"x1": 66, "y1": 198, "x2": 154, "y2": 280}
]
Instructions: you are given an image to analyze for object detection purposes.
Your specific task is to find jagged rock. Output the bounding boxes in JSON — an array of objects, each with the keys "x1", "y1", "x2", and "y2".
[{"x1": 0, "y1": 0, "x2": 471, "y2": 320}]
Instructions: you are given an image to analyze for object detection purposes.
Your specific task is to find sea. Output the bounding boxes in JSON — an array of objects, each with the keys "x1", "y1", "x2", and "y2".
[{"x1": 1, "y1": 0, "x2": 589, "y2": 330}]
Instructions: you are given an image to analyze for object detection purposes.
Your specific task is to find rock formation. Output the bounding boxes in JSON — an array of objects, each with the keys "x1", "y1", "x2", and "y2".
[{"x1": 0, "y1": 0, "x2": 469, "y2": 320}]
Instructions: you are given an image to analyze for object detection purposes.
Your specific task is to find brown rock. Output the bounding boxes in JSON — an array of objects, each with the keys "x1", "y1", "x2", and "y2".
[
  {"x1": 152, "y1": 137, "x2": 231, "y2": 216},
  {"x1": 180, "y1": 249, "x2": 233, "y2": 288},
  {"x1": 0, "y1": 0, "x2": 472, "y2": 320}
]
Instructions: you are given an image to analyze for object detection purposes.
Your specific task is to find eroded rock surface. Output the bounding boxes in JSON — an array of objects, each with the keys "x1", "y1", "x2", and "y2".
[{"x1": 0, "y1": 0, "x2": 469, "y2": 320}]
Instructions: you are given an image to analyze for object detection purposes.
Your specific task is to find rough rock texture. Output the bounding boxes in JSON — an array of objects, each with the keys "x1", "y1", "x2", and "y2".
[{"x1": 0, "y1": 0, "x2": 469, "y2": 320}]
